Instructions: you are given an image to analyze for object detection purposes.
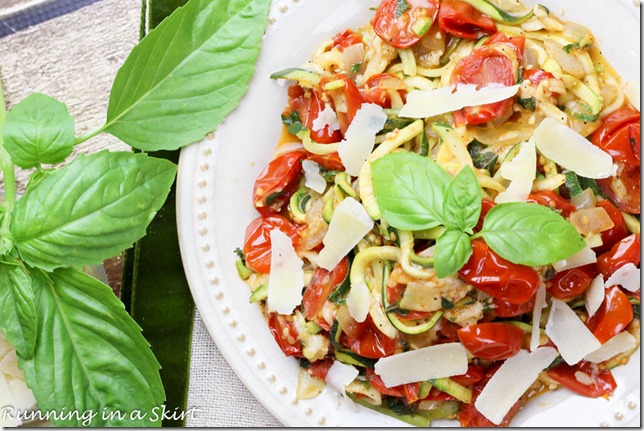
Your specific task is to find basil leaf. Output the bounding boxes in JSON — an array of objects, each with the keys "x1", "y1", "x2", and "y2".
[
  {"x1": 467, "y1": 139, "x2": 498, "y2": 173},
  {"x1": 2, "y1": 94, "x2": 74, "y2": 168},
  {"x1": 105, "y1": 0, "x2": 271, "y2": 151},
  {"x1": 479, "y1": 202, "x2": 586, "y2": 266},
  {"x1": 434, "y1": 229, "x2": 472, "y2": 278},
  {"x1": 0, "y1": 258, "x2": 37, "y2": 359},
  {"x1": 372, "y1": 152, "x2": 451, "y2": 231},
  {"x1": 20, "y1": 268, "x2": 164, "y2": 426},
  {"x1": 443, "y1": 166, "x2": 481, "y2": 233},
  {"x1": 11, "y1": 151, "x2": 177, "y2": 271}
]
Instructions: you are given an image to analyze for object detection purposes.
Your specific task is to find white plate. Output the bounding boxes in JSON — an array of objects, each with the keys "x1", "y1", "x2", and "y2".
[{"x1": 177, "y1": 0, "x2": 641, "y2": 426}]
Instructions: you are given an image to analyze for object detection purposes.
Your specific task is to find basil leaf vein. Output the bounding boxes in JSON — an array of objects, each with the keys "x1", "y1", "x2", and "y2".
[{"x1": 443, "y1": 166, "x2": 481, "y2": 233}]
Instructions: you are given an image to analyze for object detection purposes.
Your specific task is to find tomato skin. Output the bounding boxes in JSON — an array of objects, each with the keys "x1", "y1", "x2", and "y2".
[
  {"x1": 457, "y1": 322, "x2": 524, "y2": 360},
  {"x1": 591, "y1": 107, "x2": 641, "y2": 214},
  {"x1": 362, "y1": 73, "x2": 407, "y2": 108},
  {"x1": 243, "y1": 215, "x2": 301, "y2": 274},
  {"x1": 586, "y1": 286, "x2": 634, "y2": 343},
  {"x1": 306, "y1": 152, "x2": 344, "y2": 171},
  {"x1": 332, "y1": 29, "x2": 363, "y2": 52},
  {"x1": 287, "y1": 85, "x2": 342, "y2": 144},
  {"x1": 451, "y1": 364, "x2": 485, "y2": 386},
  {"x1": 302, "y1": 257, "x2": 349, "y2": 331},
  {"x1": 459, "y1": 239, "x2": 541, "y2": 305},
  {"x1": 483, "y1": 33, "x2": 525, "y2": 62},
  {"x1": 252, "y1": 150, "x2": 306, "y2": 215},
  {"x1": 596, "y1": 234, "x2": 640, "y2": 279},
  {"x1": 493, "y1": 294, "x2": 535, "y2": 317},
  {"x1": 341, "y1": 315, "x2": 398, "y2": 359},
  {"x1": 547, "y1": 361, "x2": 617, "y2": 398},
  {"x1": 366, "y1": 369, "x2": 421, "y2": 404},
  {"x1": 451, "y1": 45, "x2": 515, "y2": 125},
  {"x1": 526, "y1": 190, "x2": 576, "y2": 218},
  {"x1": 594, "y1": 200, "x2": 629, "y2": 255},
  {"x1": 309, "y1": 358, "x2": 334, "y2": 380},
  {"x1": 372, "y1": 0, "x2": 440, "y2": 48},
  {"x1": 267, "y1": 312, "x2": 302, "y2": 357},
  {"x1": 438, "y1": 0, "x2": 496, "y2": 39},
  {"x1": 522, "y1": 68, "x2": 555, "y2": 87},
  {"x1": 319, "y1": 74, "x2": 365, "y2": 134},
  {"x1": 547, "y1": 266, "x2": 594, "y2": 300},
  {"x1": 474, "y1": 198, "x2": 497, "y2": 232}
]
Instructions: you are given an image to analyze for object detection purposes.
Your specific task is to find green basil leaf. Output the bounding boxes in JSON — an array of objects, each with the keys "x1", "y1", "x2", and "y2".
[
  {"x1": 479, "y1": 202, "x2": 586, "y2": 266},
  {"x1": 20, "y1": 268, "x2": 164, "y2": 426},
  {"x1": 0, "y1": 258, "x2": 37, "y2": 359},
  {"x1": 2, "y1": 94, "x2": 74, "y2": 168},
  {"x1": 105, "y1": 0, "x2": 271, "y2": 151},
  {"x1": 434, "y1": 229, "x2": 472, "y2": 278},
  {"x1": 372, "y1": 152, "x2": 451, "y2": 231},
  {"x1": 11, "y1": 151, "x2": 177, "y2": 271},
  {"x1": 443, "y1": 166, "x2": 481, "y2": 233}
]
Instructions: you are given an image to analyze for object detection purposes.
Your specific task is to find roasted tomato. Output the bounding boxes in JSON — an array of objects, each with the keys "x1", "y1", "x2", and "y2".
[
  {"x1": 319, "y1": 74, "x2": 365, "y2": 134},
  {"x1": 547, "y1": 361, "x2": 617, "y2": 398},
  {"x1": 365, "y1": 368, "x2": 421, "y2": 404},
  {"x1": 591, "y1": 107, "x2": 641, "y2": 213},
  {"x1": 362, "y1": 73, "x2": 407, "y2": 108},
  {"x1": 586, "y1": 285, "x2": 634, "y2": 343},
  {"x1": 459, "y1": 238, "x2": 541, "y2": 305},
  {"x1": 493, "y1": 294, "x2": 535, "y2": 317},
  {"x1": 286, "y1": 84, "x2": 342, "y2": 144},
  {"x1": 308, "y1": 358, "x2": 334, "y2": 380},
  {"x1": 522, "y1": 68, "x2": 556, "y2": 87},
  {"x1": 268, "y1": 312, "x2": 302, "y2": 357},
  {"x1": 341, "y1": 315, "x2": 398, "y2": 359},
  {"x1": 438, "y1": 0, "x2": 496, "y2": 39},
  {"x1": 302, "y1": 257, "x2": 349, "y2": 331},
  {"x1": 331, "y1": 29, "x2": 363, "y2": 52},
  {"x1": 594, "y1": 200, "x2": 629, "y2": 255},
  {"x1": 242, "y1": 215, "x2": 301, "y2": 274},
  {"x1": 547, "y1": 265, "x2": 594, "y2": 300},
  {"x1": 596, "y1": 234, "x2": 640, "y2": 279},
  {"x1": 457, "y1": 322, "x2": 524, "y2": 360},
  {"x1": 253, "y1": 150, "x2": 306, "y2": 215},
  {"x1": 526, "y1": 190, "x2": 576, "y2": 218},
  {"x1": 372, "y1": 0, "x2": 440, "y2": 48}
]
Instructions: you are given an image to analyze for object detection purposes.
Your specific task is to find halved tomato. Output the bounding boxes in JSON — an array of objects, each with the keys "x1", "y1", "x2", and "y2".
[
  {"x1": 242, "y1": 215, "x2": 301, "y2": 274},
  {"x1": 372, "y1": 0, "x2": 440, "y2": 48},
  {"x1": 302, "y1": 257, "x2": 349, "y2": 331}
]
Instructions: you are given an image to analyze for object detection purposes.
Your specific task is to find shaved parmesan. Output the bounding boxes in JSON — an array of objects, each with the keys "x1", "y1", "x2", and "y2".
[
  {"x1": 0, "y1": 372, "x2": 19, "y2": 427},
  {"x1": 8, "y1": 379, "x2": 37, "y2": 411},
  {"x1": 552, "y1": 245, "x2": 596, "y2": 272},
  {"x1": 312, "y1": 105, "x2": 340, "y2": 134},
  {"x1": 585, "y1": 275, "x2": 605, "y2": 319},
  {"x1": 530, "y1": 282, "x2": 547, "y2": 351},
  {"x1": 316, "y1": 197, "x2": 374, "y2": 270},
  {"x1": 267, "y1": 229, "x2": 304, "y2": 314},
  {"x1": 338, "y1": 103, "x2": 387, "y2": 176},
  {"x1": 622, "y1": 80, "x2": 640, "y2": 111},
  {"x1": 302, "y1": 160, "x2": 327, "y2": 194},
  {"x1": 346, "y1": 281, "x2": 371, "y2": 323},
  {"x1": 475, "y1": 347, "x2": 558, "y2": 425},
  {"x1": 399, "y1": 83, "x2": 520, "y2": 119},
  {"x1": 584, "y1": 331, "x2": 638, "y2": 363},
  {"x1": 605, "y1": 262, "x2": 640, "y2": 292},
  {"x1": 374, "y1": 342, "x2": 468, "y2": 387},
  {"x1": 545, "y1": 298, "x2": 601, "y2": 365},
  {"x1": 495, "y1": 138, "x2": 537, "y2": 203},
  {"x1": 325, "y1": 361, "x2": 359, "y2": 394},
  {"x1": 534, "y1": 118, "x2": 615, "y2": 179}
]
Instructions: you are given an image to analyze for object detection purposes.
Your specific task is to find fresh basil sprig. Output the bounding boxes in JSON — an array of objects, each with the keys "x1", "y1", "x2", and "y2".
[
  {"x1": 372, "y1": 152, "x2": 586, "y2": 278},
  {"x1": 0, "y1": 0, "x2": 271, "y2": 426}
]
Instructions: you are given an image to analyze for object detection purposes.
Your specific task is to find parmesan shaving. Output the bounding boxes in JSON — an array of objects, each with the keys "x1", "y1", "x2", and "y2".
[
  {"x1": 604, "y1": 262, "x2": 640, "y2": 292},
  {"x1": 325, "y1": 361, "x2": 359, "y2": 395},
  {"x1": 399, "y1": 83, "x2": 521, "y2": 119},
  {"x1": 338, "y1": 103, "x2": 387, "y2": 176},
  {"x1": 545, "y1": 298, "x2": 601, "y2": 365},
  {"x1": 584, "y1": 331, "x2": 638, "y2": 363},
  {"x1": 530, "y1": 282, "x2": 547, "y2": 351},
  {"x1": 267, "y1": 229, "x2": 304, "y2": 314},
  {"x1": 552, "y1": 246, "x2": 597, "y2": 272},
  {"x1": 495, "y1": 137, "x2": 537, "y2": 203},
  {"x1": 311, "y1": 105, "x2": 340, "y2": 134},
  {"x1": 584, "y1": 275, "x2": 605, "y2": 319},
  {"x1": 301, "y1": 160, "x2": 327, "y2": 194},
  {"x1": 346, "y1": 281, "x2": 371, "y2": 323}
]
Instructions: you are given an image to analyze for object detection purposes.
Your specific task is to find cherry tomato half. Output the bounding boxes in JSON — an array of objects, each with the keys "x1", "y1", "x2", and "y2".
[
  {"x1": 547, "y1": 265, "x2": 594, "y2": 300},
  {"x1": 547, "y1": 361, "x2": 617, "y2": 398},
  {"x1": 362, "y1": 73, "x2": 407, "y2": 108},
  {"x1": 522, "y1": 68, "x2": 556, "y2": 87},
  {"x1": 302, "y1": 257, "x2": 349, "y2": 331},
  {"x1": 474, "y1": 197, "x2": 497, "y2": 232},
  {"x1": 457, "y1": 322, "x2": 524, "y2": 360},
  {"x1": 331, "y1": 29, "x2": 363, "y2": 52},
  {"x1": 306, "y1": 152, "x2": 344, "y2": 171},
  {"x1": 459, "y1": 238, "x2": 541, "y2": 305},
  {"x1": 450, "y1": 364, "x2": 485, "y2": 386},
  {"x1": 596, "y1": 233, "x2": 640, "y2": 279},
  {"x1": 451, "y1": 44, "x2": 516, "y2": 125},
  {"x1": 597, "y1": 163, "x2": 641, "y2": 214},
  {"x1": 593, "y1": 200, "x2": 629, "y2": 255},
  {"x1": 493, "y1": 294, "x2": 535, "y2": 317},
  {"x1": 319, "y1": 74, "x2": 365, "y2": 134},
  {"x1": 526, "y1": 190, "x2": 576, "y2": 218},
  {"x1": 308, "y1": 358, "x2": 334, "y2": 380},
  {"x1": 366, "y1": 368, "x2": 421, "y2": 404},
  {"x1": 252, "y1": 150, "x2": 306, "y2": 215},
  {"x1": 372, "y1": 0, "x2": 440, "y2": 48},
  {"x1": 242, "y1": 215, "x2": 301, "y2": 274},
  {"x1": 286, "y1": 84, "x2": 342, "y2": 144},
  {"x1": 267, "y1": 312, "x2": 302, "y2": 357},
  {"x1": 586, "y1": 286, "x2": 634, "y2": 343},
  {"x1": 438, "y1": 0, "x2": 497, "y2": 39},
  {"x1": 341, "y1": 315, "x2": 398, "y2": 359}
]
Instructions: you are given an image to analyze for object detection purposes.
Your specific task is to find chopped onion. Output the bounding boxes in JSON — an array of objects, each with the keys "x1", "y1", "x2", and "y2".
[
  {"x1": 584, "y1": 331, "x2": 638, "y2": 363},
  {"x1": 563, "y1": 22, "x2": 594, "y2": 47},
  {"x1": 570, "y1": 188, "x2": 596, "y2": 210},
  {"x1": 552, "y1": 246, "x2": 596, "y2": 272},
  {"x1": 342, "y1": 43, "x2": 365, "y2": 75},
  {"x1": 585, "y1": 275, "x2": 605, "y2": 319},
  {"x1": 543, "y1": 39, "x2": 584, "y2": 79},
  {"x1": 569, "y1": 207, "x2": 615, "y2": 235}
]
